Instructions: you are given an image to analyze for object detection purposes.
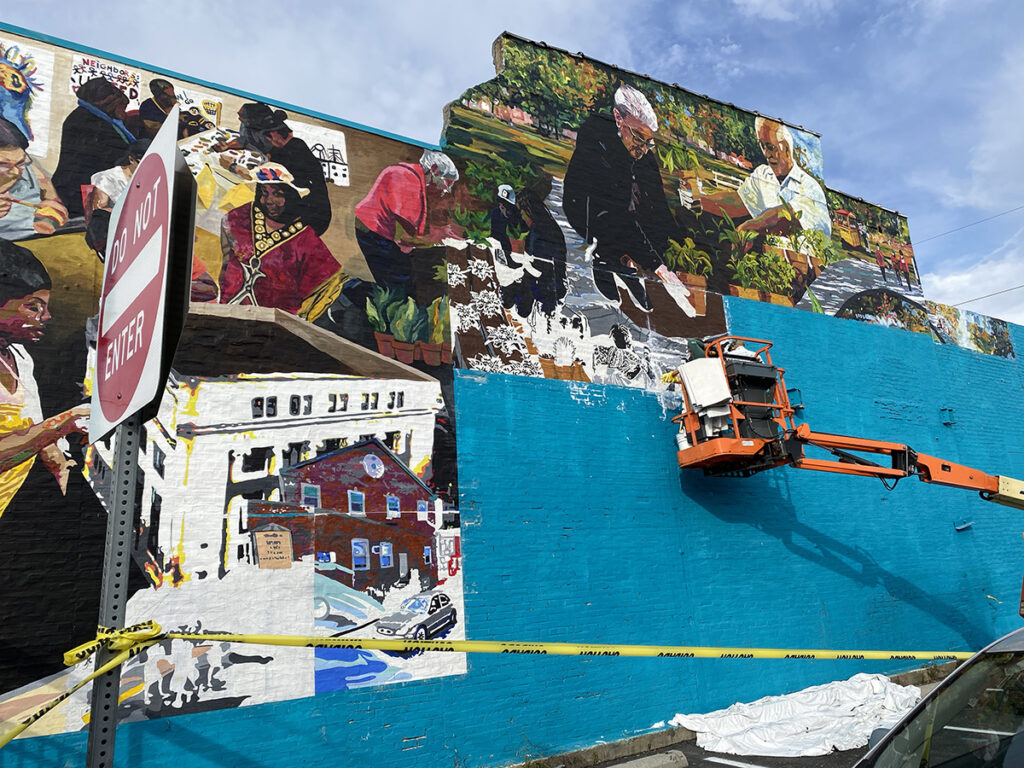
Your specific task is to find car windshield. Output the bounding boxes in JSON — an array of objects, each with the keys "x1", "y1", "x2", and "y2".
[
  {"x1": 400, "y1": 597, "x2": 429, "y2": 614},
  {"x1": 863, "y1": 651, "x2": 1024, "y2": 768}
]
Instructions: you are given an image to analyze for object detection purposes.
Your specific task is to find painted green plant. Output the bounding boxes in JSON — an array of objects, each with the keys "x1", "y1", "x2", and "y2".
[
  {"x1": 365, "y1": 285, "x2": 406, "y2": 334},
  {"x1": 658, "y1": 144, "x2": 702, "y2": 175},
  {"x1": 391, "y1": 297, "x2": 428, "y2": 343},
  {"x1": 664, "y1": 237, "x2": 713, "y2": 276},
  {"x1": 463, "y1": 154, "x2": 534, "y2": 204},
  {"x1": 451, "y1": 204, "x2": 492, "y2": 246},
  {"x1": 428, "y1": 295, "x2": 451, "y2": 345}
]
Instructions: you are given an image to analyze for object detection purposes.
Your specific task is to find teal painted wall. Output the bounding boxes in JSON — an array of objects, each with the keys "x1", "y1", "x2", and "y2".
[{"x1": 5, "y1": 296, "x2": 1023, "y2": 767}]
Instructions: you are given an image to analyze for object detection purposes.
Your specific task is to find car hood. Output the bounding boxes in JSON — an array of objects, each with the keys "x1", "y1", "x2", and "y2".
[{"x1": 377, "y1": 610, "x2": 421, "y2": 627}]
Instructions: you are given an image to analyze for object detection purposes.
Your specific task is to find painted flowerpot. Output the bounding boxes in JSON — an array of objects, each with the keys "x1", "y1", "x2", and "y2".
[
  {"x1": 538, "y1": 356, "x2": 556, "y2": 378},
  {"x1": 419, "y1": 341, "x2": 443, "y2": 367},
  {"x1": 570, "y1": 361, "x2": 591, "y2": 382},
  {"x1": 374, "y1": 331, "x2": 395, "y2": 359},
  {"x1": 553, "y1": 363, "x2": 573, "y2": 380},
  {"x1": 675, "y1": 273, "x2": 708, "y2": 315},
  {"x1": 392, "y1": 340, "x2": 416, "y2": 364},
  {"x1": 441, "y1": 343, "x2": 453, "y2": 365}
]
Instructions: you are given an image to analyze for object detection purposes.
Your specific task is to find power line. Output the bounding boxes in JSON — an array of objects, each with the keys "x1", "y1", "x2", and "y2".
[
  {"x1": 916, "y1": 203, "x2": 1024, "y2": 244},
  {"x1": 952, "y1": 282, "x2": 1024, "y2": 307}
]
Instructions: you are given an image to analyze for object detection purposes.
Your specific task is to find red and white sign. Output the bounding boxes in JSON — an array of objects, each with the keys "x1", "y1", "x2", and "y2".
[{"x1": 89, "y1": 107, "x2": 179, "y2": 439}]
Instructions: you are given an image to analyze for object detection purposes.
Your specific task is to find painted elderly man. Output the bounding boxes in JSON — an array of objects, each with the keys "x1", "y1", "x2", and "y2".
[
  {"x1": 354, "y1": 149, "x2": 459, "y2": 295},
  {"x1": 690, "y1": 117, "x2": 830, "y2": 242},
  {"x1": 563, "y1": 84, "x2": 683, "y2": 311}
]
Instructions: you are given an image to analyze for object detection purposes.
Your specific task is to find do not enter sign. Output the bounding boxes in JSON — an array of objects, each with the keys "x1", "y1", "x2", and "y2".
[{"x1": 89, "y1": 107, "x2": 186, "y2": 440}]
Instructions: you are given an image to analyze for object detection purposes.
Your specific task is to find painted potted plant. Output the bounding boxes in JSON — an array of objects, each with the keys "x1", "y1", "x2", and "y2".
[
  {"x1": 507, "y1": 219, "x2": 529, "y2": 254},
  {"x1": 365, "y1": 285, "x2": 404, "y2": 359},
  {"x1": 390, "y1": 297, "x2": 428, "y2": 364},
  {"x1": 664, "y1": 236, "x2": 713, "y2": 314},
  {"x1": 420, "y1": 295, "x2": 450, "y2": 366}
]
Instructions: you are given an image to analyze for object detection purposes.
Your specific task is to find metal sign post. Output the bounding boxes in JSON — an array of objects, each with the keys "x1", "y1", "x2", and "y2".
[
  {"x1": 83, "y1": 105, "x2": 194, "y2": 768},
  {"x1": 84, "y1": 414, "x2": 140, "y2": 768}
]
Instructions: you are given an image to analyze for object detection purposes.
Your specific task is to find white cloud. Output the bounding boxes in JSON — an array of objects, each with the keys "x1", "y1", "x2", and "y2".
[
  {"x1": 922, "y1": 225, "x2": 1024, "y2": 325},
  {"x1": 730, "y1": 0, "x2": 836, "y2": 22}
]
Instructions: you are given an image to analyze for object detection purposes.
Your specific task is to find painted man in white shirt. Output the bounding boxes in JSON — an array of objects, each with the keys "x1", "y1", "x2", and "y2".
[{"x1": 688, "y1": 117, "x2": 830, "y2": 241}]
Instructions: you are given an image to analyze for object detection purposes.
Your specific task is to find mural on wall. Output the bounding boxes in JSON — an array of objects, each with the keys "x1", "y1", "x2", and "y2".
[
  {"x1": 0, "y1": 25, "x2": 465, "y2": 739},
  {"x1": 0, "y1": 38, "x2": 53, "y2": 156},
  {"x1": 0, "y1": 24, "x2": 1019, "y2": 741},
  {"x1": 446, "y1": 35, "x2": 1013, "y2": 361}
]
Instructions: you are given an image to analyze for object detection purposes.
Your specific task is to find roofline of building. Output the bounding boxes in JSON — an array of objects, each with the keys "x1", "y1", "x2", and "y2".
[
  {"x1": 495, "y1": 31, "x2": 822, "y2": 139},
  {"x1": 285, "y1": 437, "x2": 437, "y2": 500},
  {"x1": 826, "y1": 184, "x2": 904, "y2": 218},
  {"x1": 0, "y1": 20, "x2": 440, "y2": 151}
]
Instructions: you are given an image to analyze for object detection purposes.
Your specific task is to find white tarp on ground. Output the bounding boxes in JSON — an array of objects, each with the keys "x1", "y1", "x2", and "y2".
[{"x1": 660, "y1": 673, "x2": 921, "y2": 757}]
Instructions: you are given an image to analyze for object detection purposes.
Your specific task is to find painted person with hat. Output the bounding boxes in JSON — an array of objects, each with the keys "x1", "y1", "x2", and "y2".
[
  {"x1": 489, "y1": 183, "x2": 525, "y2": 258},
  {"x1": 52, "y1": 77, "x2": 135, "y2": 218},
  {"x1": 218, "y1": 163, "x2": 341, "y2": 318},
  {"x1": 214, "y1": 103, "x2": 331, "y2": 236}
]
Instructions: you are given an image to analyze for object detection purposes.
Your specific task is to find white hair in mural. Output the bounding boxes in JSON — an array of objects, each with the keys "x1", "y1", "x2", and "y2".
[
  {"x1": 420, "y1": 149, "x2": 459, "y2": 181},
  {"x1": 614, "y1": 85, "x2": 657, "y2": 132},
  {"x1": 754, "y1": 116, "x2": 794, "y2": 157}
]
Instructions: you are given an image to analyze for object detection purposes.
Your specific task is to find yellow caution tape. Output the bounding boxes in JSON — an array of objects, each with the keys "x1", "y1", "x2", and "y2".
[
  {"x1": 0, "y1": 622, "x2": 974, "y2": 750},
  {"x1": 158, "y1": 632, "x2": 974, "y2": 662}
]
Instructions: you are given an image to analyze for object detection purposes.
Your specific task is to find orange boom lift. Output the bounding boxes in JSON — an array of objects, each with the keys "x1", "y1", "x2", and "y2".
[{"x1": 669, "y1": 335, "x2": 1024, "y2": 510}]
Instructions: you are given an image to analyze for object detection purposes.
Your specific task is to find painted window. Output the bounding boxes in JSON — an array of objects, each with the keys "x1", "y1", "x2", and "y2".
[
  {"x1": 240, "y1": 447, "x2": 273, "y2": 473},
  {"x1": 303, "y1": 395, "x2": 312, "y2": 415},
  {"x1": 289, "y1": 395, "x2": 301, "y2": 416},
  {"x1": 387, "y1": 391, "x2": 396, "y2": 409},
  {"x1": 348, "y1": 490, "x2": 365, "y2": 515},
  {"x1": 424, "y1": 546, "x2": 432, "y2": 565},
  {"x1": 328, "y1": 394, "x2": 337, "y2": 413},
  {"x1": 397, "y1": 391, "x2": 404, "y2": 408},
  {"x1": 266, "y1": 396, "x2": 277, "y2": 417},
  {"x1": 251, "y1": 397, "x2": 264, "y2": 418},
  {"x1": 338, "y1": 394, "x2": 348, "y2": 411},
  {"x1": 379, "y1": 541, "x2": 393, "y2": 568},
  {"x1": 386, "y1": 495, "x2": 400, "y2": 518},
  {"x1": 385, "y1": 431, "x2": 401, "y2": 452},
  {"x1": 371, "y1": 393, "x2": 379, "y2": 409},
  {"x1": 301, "y1": 484, "x2": 321, "y2": 508},
  {"x1": 361, "y1": 393, "x2": 370, "y2": 410},
  {"x1": 417, "y1": 500, "x2": 429, "y2": 513},
  {"x1": 352, "y1": 539, "x2": 369, "y2": 570}
]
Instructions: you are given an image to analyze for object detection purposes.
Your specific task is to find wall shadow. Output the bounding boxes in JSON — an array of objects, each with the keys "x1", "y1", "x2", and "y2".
[{"x1": 682, "y1": 470, "x2": 989, "y2": 650}]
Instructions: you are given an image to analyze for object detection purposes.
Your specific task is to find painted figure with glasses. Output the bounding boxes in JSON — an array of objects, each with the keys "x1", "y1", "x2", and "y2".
[
  {"x1": 0, "y1": 118, "x2": 68, "y2": 240},
  {"x1": 563, "y1": 84, "x2": 683, "y2": 312},
  {"x1": 685, "y1": 117, "x2": 830, "y2": 241},
  {"x1": 354, "y1": 149, "x2": 460, "y2": 295}
]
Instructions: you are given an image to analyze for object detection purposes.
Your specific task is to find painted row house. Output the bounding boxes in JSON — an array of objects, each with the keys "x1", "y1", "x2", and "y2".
[{"x1": 85, "y1": 305, "x2": 443, "y2": 585}]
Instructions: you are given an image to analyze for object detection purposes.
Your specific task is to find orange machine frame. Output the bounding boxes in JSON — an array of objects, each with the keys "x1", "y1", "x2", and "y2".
[{"x1": 672, "y1": 336, "x2": 1010, "y2": 504}]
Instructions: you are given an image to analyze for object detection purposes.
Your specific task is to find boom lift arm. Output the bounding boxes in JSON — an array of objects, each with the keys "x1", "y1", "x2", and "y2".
[{"x1": 669, "y1": 335, "x2": 1024, "y2": 510}]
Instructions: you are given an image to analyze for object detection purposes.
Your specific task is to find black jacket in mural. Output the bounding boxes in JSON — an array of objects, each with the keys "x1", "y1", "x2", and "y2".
[
  {"x1": 269, "y1": 136, "x2": 332, "y2": 237},
  {"x1": 563, "y1": 112, "x2": 676, "y2": 274},
  {"x1": 51, "y1": 106, "x2": 133, "y2": 218}
]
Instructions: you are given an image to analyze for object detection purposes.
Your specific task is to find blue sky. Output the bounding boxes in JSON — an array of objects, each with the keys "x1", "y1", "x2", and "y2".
[{"x1": 4, "y1": 0, "x2": 1022, "y2": 322}]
